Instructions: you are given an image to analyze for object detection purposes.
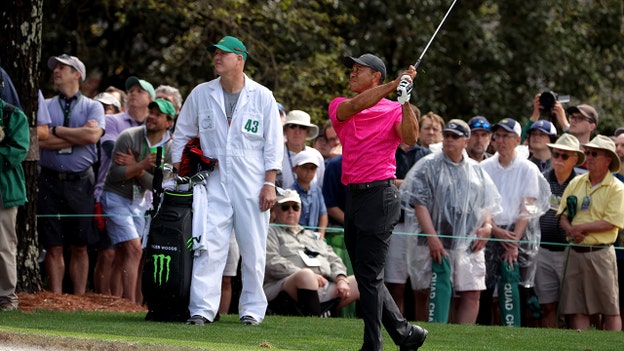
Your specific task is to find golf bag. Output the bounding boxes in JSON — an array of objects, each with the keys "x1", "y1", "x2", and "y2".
[{"x1": 142, "y1": 190, "x2": 194, "y2": 322}]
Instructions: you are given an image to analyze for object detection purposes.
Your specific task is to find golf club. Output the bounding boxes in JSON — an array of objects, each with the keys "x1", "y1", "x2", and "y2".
[
  {"x1": 397, "y1": 0, "x2": 459, "y2": 100},
  {"x1": 413, "y1": 0, "x2": 459, "y2": 70}
]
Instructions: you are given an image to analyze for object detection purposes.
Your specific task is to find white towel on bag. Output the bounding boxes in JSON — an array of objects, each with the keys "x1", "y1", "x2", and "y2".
[{"x1": 191, "y1": 182, "x2": 209, "y2": 256}]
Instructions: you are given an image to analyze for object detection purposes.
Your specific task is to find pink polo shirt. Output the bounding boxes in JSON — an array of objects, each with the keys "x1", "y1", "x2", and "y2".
[{"x1": 328, "y1": 97, "x2": 402, "y2": 185}]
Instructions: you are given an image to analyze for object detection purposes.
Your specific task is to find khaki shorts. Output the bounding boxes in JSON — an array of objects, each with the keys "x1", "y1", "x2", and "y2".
[
  {"x1": 409, "y1": 244, "x2": 486, "y2": 292},
  {"x1": 534, "y1": 248, "x2": 566, "y2": 304},
  {"x1": 560, "y1": 246, "x2": 620, "y2": 315},
  {"x1": 385, "y1": 222, "x2": 419, "y2": 284}
]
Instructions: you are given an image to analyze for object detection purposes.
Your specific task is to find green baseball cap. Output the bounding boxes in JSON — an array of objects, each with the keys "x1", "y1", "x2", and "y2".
[
  {"x1": 148, "y1": 98, "x2": 176, "y2": 119},
  {"x1": 125, "y1": 76, "x2": 156, "y2": 99},
  {"x1": 208, "y1": 36, "x2": 248, "y2": 61}
]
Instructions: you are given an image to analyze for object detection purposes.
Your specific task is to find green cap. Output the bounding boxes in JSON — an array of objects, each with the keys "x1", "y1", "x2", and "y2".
[
  {"x1": 208, "y1": 36, "x2": 248, "y2": 61},
  {"x1": 148, "y1": 98, "x2": 176, "y2": 119},
  {"x1": 125, "y1": 76, "x2": 156, "y2": 99}
]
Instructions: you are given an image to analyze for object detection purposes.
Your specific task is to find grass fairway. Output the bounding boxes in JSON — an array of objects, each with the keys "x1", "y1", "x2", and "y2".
[{"x1": 0, "y1": 310, "x2": 620, "y2": 350}]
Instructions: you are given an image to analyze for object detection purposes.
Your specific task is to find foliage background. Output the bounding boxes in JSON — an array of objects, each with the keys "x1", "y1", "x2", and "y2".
[{"x1": 40, "y1": 0, "x2": 624, "y2": 133}]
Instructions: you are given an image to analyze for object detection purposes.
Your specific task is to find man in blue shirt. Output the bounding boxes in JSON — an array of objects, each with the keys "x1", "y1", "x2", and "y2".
[{"x1": 38, "y1": 54, "x2": 105, "y2": 295}]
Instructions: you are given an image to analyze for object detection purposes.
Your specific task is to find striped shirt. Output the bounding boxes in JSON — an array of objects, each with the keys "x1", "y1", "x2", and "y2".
[{"x1": 539, "y1": 169, "x2": 578, "y2": 251}]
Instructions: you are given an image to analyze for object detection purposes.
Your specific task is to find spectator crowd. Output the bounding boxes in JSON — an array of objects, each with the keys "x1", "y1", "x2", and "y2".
[{"x1": 1, "y1": 35, "x2": 623, "y2": 347}]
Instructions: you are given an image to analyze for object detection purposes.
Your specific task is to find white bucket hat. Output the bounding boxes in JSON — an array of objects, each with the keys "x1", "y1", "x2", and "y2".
[{"x1": 284, "y1": 110, "x2": 319, "y2": 140}]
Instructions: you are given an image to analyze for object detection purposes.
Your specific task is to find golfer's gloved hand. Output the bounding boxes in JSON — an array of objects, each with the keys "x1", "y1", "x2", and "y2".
[{"x1": 396, "y1": 75, "x2": 412, "y2": 105}]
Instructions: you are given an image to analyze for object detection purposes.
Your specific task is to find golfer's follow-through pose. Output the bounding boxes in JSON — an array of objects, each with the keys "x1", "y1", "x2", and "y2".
[
  {"x1": 172, "y1": 36, "x2": 283, "y2": 326},
  {"x1": 329, "y1": 53, "x2": 427, "y2": 351}
]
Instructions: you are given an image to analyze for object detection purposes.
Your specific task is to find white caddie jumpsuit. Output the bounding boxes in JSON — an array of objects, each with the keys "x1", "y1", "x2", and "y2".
[{"x1": 172, "y1": 74, "x2": 283, "y2": 322}]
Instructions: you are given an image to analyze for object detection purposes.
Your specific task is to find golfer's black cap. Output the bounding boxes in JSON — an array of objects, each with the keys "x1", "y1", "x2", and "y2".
[{"x1": 342, "y1": 54, "x2": 386, "y2": 83}]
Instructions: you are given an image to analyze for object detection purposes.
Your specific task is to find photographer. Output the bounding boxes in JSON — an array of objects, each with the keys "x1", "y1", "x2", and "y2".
[
  {"x1": 522, "y1": 92, "x2": 598, "y2": 148},
  {"x1": 565, "y1": 104, "x2": 599, "y2": 145},
  {"x1": 521, "y1": 92, "x2": 568, "y2": 144}
]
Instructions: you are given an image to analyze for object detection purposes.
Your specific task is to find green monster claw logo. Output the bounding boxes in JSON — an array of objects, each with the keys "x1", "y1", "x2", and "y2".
[
  {"x1": 186, "y1": 237, "x2": 194, "y2": 252},
  {"x1": 153, "y1": 254, "x2": 171, "y2": 285}
]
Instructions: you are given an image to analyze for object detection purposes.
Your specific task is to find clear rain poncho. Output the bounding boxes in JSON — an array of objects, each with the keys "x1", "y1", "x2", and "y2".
[
  {"x1": 400, "y1": 150, "x2": 503, "y2": 285},
  {"x1": 479, "y1": 152, "x2": 552, "y2": 288}
]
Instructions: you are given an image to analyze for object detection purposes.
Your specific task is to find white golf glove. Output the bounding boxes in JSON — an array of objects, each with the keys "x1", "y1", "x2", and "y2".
[{"x1": 396, "y1": 75, "x2": 413, "y2": 105}]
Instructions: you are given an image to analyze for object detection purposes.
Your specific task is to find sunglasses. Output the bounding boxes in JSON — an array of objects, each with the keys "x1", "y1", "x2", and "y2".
[
  {"x1": 287, "y1": 124, "x2": 309, "y2": 131},
  {"x1": 584, "y1": 150, "x2": 602, "y2": 158},
  {"x1": 552, "y1": 151, "x2": 572, "y2": 160},
  {"x1": 280, "y1": 203, "x2": 301, "y2": 212},
  {"x1": 469, "y1": 121, "x2": 491, "y2": 131},
  {"x1": 443, "y1": 132, "x2": 462, "y2": 139}
]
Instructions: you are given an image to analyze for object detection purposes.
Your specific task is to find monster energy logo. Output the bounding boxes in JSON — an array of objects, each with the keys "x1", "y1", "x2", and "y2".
[
  {"x1": 153, "y1": 254, "x2": 171, "y2": 286},
  {"x1": 187, "y1": 237, "x2": 194, "y2": 251}
]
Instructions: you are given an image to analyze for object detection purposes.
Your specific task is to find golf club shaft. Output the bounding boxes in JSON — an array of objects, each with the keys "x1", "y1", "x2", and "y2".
[{"x1": 413, "y1": 0, "x2": 459, "y2": 69}]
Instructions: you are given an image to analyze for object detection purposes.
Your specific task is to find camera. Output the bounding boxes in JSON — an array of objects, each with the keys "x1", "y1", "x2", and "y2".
[{"x1": 539, "y1": 90, "x2": 570, "y2": 116}]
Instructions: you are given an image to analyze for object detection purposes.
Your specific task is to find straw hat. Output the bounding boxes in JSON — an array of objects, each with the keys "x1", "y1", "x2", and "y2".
[
  {"x1": 546, "y1": 134, "x2": 585, "y2": 166},
  {"x1": 581, "y1": 135, "x2": 621, "y2": 172}
]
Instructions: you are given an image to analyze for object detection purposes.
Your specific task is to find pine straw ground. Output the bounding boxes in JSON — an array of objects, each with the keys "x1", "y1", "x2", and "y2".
[{"x1": 16, "y1": 291, "x2": 147, "y2": 313}]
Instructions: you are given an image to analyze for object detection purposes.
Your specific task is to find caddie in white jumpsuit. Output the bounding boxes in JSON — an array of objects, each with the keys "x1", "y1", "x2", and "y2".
[{"x1": 172, "y1": 36, "x2": 283, "y2": 325}]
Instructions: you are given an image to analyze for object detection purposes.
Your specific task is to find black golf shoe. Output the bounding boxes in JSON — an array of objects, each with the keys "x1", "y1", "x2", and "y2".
[{"x1": 399, "y1": 325, "x2": 428, "y2": 351}]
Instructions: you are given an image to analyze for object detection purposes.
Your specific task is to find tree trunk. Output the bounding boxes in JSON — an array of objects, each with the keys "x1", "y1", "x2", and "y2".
[{"x1": 0, "y1": 0, "x2": 44, "y2": 293}]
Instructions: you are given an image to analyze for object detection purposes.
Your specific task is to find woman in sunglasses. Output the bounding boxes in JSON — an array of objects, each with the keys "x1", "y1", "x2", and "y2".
[
  {"x1": 280, "y1": 110, "x2": 325, "y2": 189},
  {"x1": 264, "y1": 190, "x2": 358, "y2": 317}
]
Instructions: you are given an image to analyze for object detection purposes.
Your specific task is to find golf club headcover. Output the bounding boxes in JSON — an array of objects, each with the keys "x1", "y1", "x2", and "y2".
[
  {"x1": 397, "y1": 75, "x2": 412, "y2": 104},
  {"x1": 179, "y1": 137, "x2": 219, "y2": 176},
  {"x1": 499, "y1": 261, "x2": 521, "y2": 327},
  {"x1": 428, "y1": 255, "x2": 452, "y2": 323}
]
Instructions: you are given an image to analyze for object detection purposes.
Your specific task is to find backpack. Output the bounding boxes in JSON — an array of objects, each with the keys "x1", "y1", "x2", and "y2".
[{"x1": 142, "y1": 190, "x2": 194, "y2": 322}]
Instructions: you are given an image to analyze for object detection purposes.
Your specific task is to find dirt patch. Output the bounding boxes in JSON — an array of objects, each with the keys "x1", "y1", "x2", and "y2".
[{"x1": 17, "y1": 291, "x2": 147, "y2": 313}]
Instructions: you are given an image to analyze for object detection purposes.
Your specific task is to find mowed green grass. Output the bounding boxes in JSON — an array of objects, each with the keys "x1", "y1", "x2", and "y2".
[{"x1": 0, "y1": 311, "x2": 620, "y2": 351}]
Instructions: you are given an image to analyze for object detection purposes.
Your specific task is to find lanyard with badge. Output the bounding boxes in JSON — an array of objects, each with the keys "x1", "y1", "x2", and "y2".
[
  {"x1": 581, "y1": 182, "x2": 599, "y2": 211},
  {"x1": 285, "y1": 144, "x2": 298, "y2": 182},
  {"x1": 132, "y1": 131, "x2": 167, "y2": 202},
  {"x1": 56, "y1": 94, "x2": 82, "y2": 154}
]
